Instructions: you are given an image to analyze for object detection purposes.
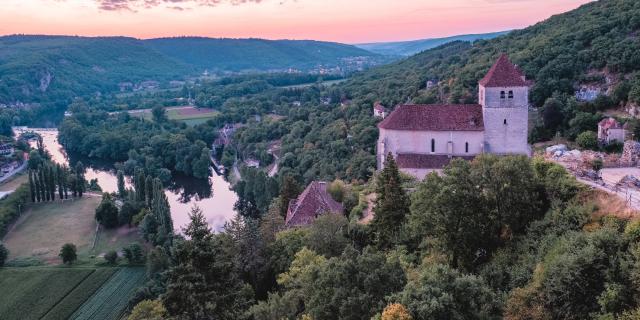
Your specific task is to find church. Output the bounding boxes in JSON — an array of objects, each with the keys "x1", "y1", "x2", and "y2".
[{"x1": 377, "y1": 54, "x2": 531, "y2": 179}]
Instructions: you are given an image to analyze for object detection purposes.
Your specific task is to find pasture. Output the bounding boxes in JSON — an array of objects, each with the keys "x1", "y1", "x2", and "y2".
[
  {"x1": 127, "y1": 106, "x2": 219, "y2": 125},
  {"x1": 0, "y1": 267, "x2": 116, "y2": 320}
]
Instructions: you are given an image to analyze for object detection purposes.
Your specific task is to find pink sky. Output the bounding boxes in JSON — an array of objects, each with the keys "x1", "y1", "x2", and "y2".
[{"x1": 0, "y1": 0, "x2": 594, "y2": 43}]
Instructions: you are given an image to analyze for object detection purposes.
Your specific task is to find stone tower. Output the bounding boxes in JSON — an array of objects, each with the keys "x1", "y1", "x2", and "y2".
[{"x1": 478, "y1": 54, "x2": 530, "y2": 155}]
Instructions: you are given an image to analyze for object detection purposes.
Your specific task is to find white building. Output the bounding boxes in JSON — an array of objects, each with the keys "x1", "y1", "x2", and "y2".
[
  {"x1": 377, "y1": 54, "x2": 531, "y2": 179},
  {"x1": 373, "y1": 102, "x2": 388, "y2": 118},
  {"x1": 598, "y1": 117, "x2": 627, "y2": 144}
]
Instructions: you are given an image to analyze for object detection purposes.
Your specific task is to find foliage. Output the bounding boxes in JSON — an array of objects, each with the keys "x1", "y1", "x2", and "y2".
[
  {"x1": 104, "y1": 250, "x2": 118, "y2": 264},
  {"x1": 123, "y1": 243, "x2": 145, "y2": 265},
  {"x1": 0, "y1": 184, "x2": 30, "y2": 237},
  {"x1": 576, "y1": 131, "x2": 599, "y2": 150},
  {"x1": 381, "y1": 303, "x2": 413, "y2": 320},
  {"x1": 306, "y1": 213, "x2": 349, "y2": 257},
  {"x1": 95, "y1": 193, "x2": 120, "y2": 229},
  {"x1": 371, "y1": 154, "x2": 410, "y2": 248},
  {"x1": 0, "y1": 242, "x2": 7, "y2": 266},
  {"x1": 59, "y1": 243, "x2": 77, "y2": 264},
  {"x1": 128, "y1": 300, "x2": 167, "y2": 320}
]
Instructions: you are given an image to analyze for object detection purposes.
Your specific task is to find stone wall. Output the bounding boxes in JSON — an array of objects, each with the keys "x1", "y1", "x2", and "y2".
[{"x1": 480, "y1": 85, "x2": 529, "y2": 155}]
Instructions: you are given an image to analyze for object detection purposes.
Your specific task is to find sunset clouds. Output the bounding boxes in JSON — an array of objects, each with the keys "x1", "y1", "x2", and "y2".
[{"x1": 1, "y1": 0, "x2": 594, "y2": 43}]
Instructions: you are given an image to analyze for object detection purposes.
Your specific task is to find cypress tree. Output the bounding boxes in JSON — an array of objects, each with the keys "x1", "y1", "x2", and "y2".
[
  {"x1": 56, "y1": 165, "x2": 64, "y2": 200},
  {"x1": 134, "y1": 169, "x2": 145, "y2": 202},
  {"x1": 145, "y1": 175, "x2": 153, "y2": 208},
  {"x1": 117, "y1": 170, "x2": 126, "y2": 198},
  {"x1": 151, "y1": 178, "x2": 173, "y2": 243},
  {"x1": 75, "y1": 162, "x2": 85, "y2": 198},
  {"x1": 62, "y1": 165, "x2": 69, "y2": 199},
  {"x1": 48, "y1": 165, "x2": 56, "y2": 201},
  {"x1": 371, "y1": 153, "x2": 410, "y2": 248},
  {"x1": 34, "y1": 170, "x2": 41, "y2": 202},
  {"x1": 28, "y1": 170, "x2": 36, "y2": 202},
  {"x1": 40, "y1": 168, "x2": 48, "y2": 202}
]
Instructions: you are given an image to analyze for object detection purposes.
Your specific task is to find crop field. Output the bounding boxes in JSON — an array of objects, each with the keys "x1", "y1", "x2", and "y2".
[
  {"x1": 70, "y1": 267, "x2": 146, "y2": 320},
  {"x1": 0, "y1": 267, "x2": 116, "y2": 320},
  {"x1": 128, "y1": 106, "x2": 219, "y2": 125}
]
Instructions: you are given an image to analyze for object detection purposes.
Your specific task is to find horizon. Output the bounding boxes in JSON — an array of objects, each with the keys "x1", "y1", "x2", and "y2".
[{"x1": 1, "y1": 0, "x2": 594, "y2": 44}]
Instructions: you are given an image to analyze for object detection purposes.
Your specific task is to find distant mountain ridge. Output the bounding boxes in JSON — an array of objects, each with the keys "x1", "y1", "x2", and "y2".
[
  {"x1": 355, "y1": 31, "x2": 510, "y2": 56},
  {"x1": 0, "y1": 35, "x2": 382, "y2": 107}
]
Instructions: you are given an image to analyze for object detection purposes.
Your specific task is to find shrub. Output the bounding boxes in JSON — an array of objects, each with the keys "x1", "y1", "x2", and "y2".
[
  {"x1": 123, "y1": 243, "x2": 144, "y2": 264},
  {"x1": 576, "y1": 131, "x2": 598, "y2": 150},
  {"x1": 128, "y1": 300, "x2": 167, "y2": 320},
  {"x1": 327, "y1": 180, "x2": 346, "y2": 202},
  {"x1": 382, "y1": 303, "x2": 413, "y2": 320},
  {"x1": 104, "y1": 250, "x2": 118, "y2": 265},
  {"x1": 624, "y1": 220, "x2": 640, "y2": 241}
]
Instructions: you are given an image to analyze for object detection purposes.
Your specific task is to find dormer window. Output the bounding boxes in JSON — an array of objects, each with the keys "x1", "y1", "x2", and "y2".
[
  {"x1": 431, "y1": 139, "x2": 435, "y2": 153},
  {"x1": 508, "y1": 90, "x2": 514, "y2": 99},
  {"x1": 504, "y1": 119, "x2": 508, "y2": 125},
  {"x1": 500, "y1": 91, "x2": 506, "y2": 99},
  {"x1": 465, "y1": 142, "x2": 469, "y2": 153}
]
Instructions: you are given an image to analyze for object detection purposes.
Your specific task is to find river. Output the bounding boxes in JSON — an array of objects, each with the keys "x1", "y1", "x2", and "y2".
[{"x1": 27, "y1": 129, "x2": 238, "y2": 232}]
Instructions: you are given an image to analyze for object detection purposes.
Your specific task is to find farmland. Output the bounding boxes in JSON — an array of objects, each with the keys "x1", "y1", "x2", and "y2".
[
  {"x1": 0, "y1": 267, "x2": 116, "y2": 320},
  {"x1": 70, "y1": 268, "x2": 146, "y2": 320},
  {"x1": 125, "y1": 106, "x2": 219, "y2": 125}
]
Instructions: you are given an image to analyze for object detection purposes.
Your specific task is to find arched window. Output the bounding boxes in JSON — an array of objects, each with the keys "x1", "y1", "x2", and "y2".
[
  {"x1": 503, "y1": 119, "x2": 508, "y2": 125},
  {"x1": 508, "y1": 90, "x2": 514, "y2": 99},
  {"x1": 500, "y1": 91, "x2": 506, "y2": 99},
  {"x1": 431, "y1": 139, "x2": 435, "y2": 153},
  {"x1": 465, "y1": 142, "x2": 469, "y2": 153}
]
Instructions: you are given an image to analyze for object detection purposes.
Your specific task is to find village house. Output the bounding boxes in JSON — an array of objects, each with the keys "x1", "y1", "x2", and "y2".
[
  {"x1": 373, "y1": 102, "x2": 388, "y2": 119},
  {"x1": 285, "y1": 181, "x2": 344, "y2": 227},
  {"x1": 598, "y1": 117, "x2": 627, "y2": 144},
  {"x1": 377, "y1": 54, "x2": 531, "y2": 179}
]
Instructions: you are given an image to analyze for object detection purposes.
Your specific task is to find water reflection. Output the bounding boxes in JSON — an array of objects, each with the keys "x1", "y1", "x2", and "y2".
[{"x1": 23, "y1": 129, "x2": 238, "y2": 232}]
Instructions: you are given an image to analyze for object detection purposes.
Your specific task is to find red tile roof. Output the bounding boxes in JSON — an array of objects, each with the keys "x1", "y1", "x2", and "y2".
[
  {"x1": 599, "y1": 117, "x2": 623, "y2": 130},
  {"x1": 374, "y1": 102, "x2": 386, "y2": 112},
  {"x1": 396, "y1": 154, "x2": 476, "y2": 169},
  {"x1": 378, "y1": 104, "x2": 483, "y2": 131},
  {"x1": 479, "y1": 54, "x2": 528, "y2": 87},
  {"x1": 285, "y1": 181, "x2": 344, "y2": 227}
]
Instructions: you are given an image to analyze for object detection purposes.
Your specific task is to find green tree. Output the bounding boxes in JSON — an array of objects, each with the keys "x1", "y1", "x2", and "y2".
[
  {"x1": 192, "y1": 147, "x2": 211, "y2": 179},
  {"x1": 104, "y1": 250, "x2": 118, "y2": 264},
  {"x1": 117, "y1": 170, "x2": 126, "y2": 197},
  {"x1": 28, "y1": 170, "x2": 36, "y2": 202},
  {"x1": 59, "y1": 243, "x2": 77, "y2": 265},
  {"x1": 576, "y1": 131, "x2": 599, "y2": 150},
  {"x1": 0, "y1": 242, "x2": 8, "y2": 266},
  {"x1": 278, "y1": 175, "x2": 300, "y2": 217},
  {"x1": 95, "y1": 193, "x2": 120, "y2": 228},
  {"x1": 75, "y1": 161, "x2": 86, "y2": 197},
  {"x1": 152, "y1": 106, "x2": 168, "y2": 123},
  {"x1": 306, "y1": 213, "x2": 349, "y2": 257},
  {"x1": 123, "y1": 243, "x2": 145, "y2": 264},
  {"x1": 371, "y1": 153, "x2": 409, "y2": 248},
  {"x1": 128, "y1": 300, "x2": 168, "y2": 320}
]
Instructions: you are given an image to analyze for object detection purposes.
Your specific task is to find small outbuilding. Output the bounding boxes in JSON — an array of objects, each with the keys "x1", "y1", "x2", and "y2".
[
  {"x1": 598, "y1": 118, "x2": 626, "y2": 144},
  {"x1": 285, "y1": 181, "x2": 344, "y2": 227},
  {"x1": 373, "y1": 102, "x2": 387, "y2": 119}
]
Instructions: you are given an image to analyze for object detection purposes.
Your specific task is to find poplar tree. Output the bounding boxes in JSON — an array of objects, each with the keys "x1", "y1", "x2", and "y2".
[
  {"x1": 28, "y1": 170, "x2": 36, "y2": 202},
  {"x1": 62, "y1": 165, "x2": 69, "y2": 199},
  {"x1": 145, "y1": 175, "x2": 154, "y2": 208},
  {"x1": 117, "y1": 170, "x2": 126, "y2": 198},
  {"x1": 135, "y1": 169, "x2": 145, "y2": 202},
  {"x1": 371, "y1": 153, "x2": 410, "y2": 248},
  {"x1": 40, "y1": 168, "x2": 48, "y2": 201},
  {"x1": 48, "y1": 165, "x2": 56, "y2": 201},
  {"x1": 34, "y1": 170, "x2": 41, "y2": 202},
  {"x1": 75, "y1": 162, "x2": 85, "y2": 197},
  {"x1": 151, "y1": 178, "x2": 173, "y2": 245},
  {"x1": 56, "y1": 165, "x2": 64, "y2": 200}
]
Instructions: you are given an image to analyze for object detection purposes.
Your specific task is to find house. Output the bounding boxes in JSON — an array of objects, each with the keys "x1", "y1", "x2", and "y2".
[
  {"x1": 377, "y1": 54, "x2": 531, "y2": 179},
  {"x1": 285, "y1": 181, "x2": 344, "y2": 227},
  {"x1": 373, "y1": 102, "x2": 388, "y2": 119},
  {"x1": 598, "y1": 118, "x2": 627, "y2": 144}
]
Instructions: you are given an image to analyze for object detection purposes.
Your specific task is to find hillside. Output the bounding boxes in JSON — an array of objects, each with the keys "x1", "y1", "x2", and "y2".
[
  {"x1": 355, "y1": 31, "x2": 509, "y2": 56},
  {"x1": 145, "y1": 37, "x2": 382, "y2": 72},
  {"x1": 0, "y1": 36, "x2": 382, "y2": 111}
]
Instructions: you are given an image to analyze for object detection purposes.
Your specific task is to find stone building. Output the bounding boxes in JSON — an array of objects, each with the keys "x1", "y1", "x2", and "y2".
[
  {"x1": 377, "y1": 54, "x2": 531, "y2": 179},
  {"x1": 598, "y1": 117, "x2": 627, "y2": 144},
  {"x1": 373, "y1": 102, "x2": 388, "y2": 118},
  {"x1": 285, "y1": 181, "x2": 344, "y2": 227}
]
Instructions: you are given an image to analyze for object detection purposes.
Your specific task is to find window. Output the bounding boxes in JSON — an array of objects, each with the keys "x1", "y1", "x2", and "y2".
[
  {"x1": 500, "y1": 91, "x2": 506, "y2": 99},
  {"x1": 508, "y1": 90, "x2": 514, "y2": 99},
  {"x1": 431, "y1": 139, "x2": 435, "y2": 153},
  {"x1": 465, "y1": 142, "x2": 469, "y2": 153},
  {"x1": 504, "y1": 119, "x2": 508, "y2": 125}
]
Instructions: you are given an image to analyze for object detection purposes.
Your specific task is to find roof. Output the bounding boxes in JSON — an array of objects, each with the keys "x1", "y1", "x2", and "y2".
[
  {"x1": 378, "y1": 104, "x2": 484, "y2": 131},
  {"x1": 374, "y1": 102, "x2": 386, "y2": 112},
  {"x1": 599, "y1": 117, "x2": 623, "y2": 130},
  {"x1": 479, "y1": 54, "x2": 528, "y2": 87},
  {"x1": 396, "y1": 154, "x2": 476, "y2": 169},
  {"x1": 285, "y1": 181, "x2": 344, "y2": 227}
]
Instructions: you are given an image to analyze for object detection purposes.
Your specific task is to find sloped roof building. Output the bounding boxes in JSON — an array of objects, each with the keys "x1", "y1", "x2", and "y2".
[{"x1": 285, "y1": 181, "x2": 344, "y2": 227}]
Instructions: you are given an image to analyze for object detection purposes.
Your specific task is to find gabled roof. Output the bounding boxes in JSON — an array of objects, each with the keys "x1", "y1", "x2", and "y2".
[
  {"x1": 377, "y1": 104, "x2": 484, "y2": 131},
  {"x1": 599, "y1": 117, "x2": 623, "y2": 130},
  {"x1": 285, "y1": 181, "x2": 344, "y2": 227},
  {"x1": 396, "y1": 154, "x2": 476, "y2": 169},
  {"x1": 479, "y1": 54, "x2": 528, "y2": 87}
]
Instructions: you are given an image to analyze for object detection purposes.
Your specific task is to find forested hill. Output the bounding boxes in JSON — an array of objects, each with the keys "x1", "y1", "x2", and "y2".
[
  {"x1": 0, "y1": 35, "x2": 381, "y2": 110},
  {"x1": 355, "y1": 31, "x2": 509, "y2": 56},
  {"x1": 145, "y1": 37, "x2": 381, "y2": 72},
  {"x1": 343, "y1": 0, "x2": 640, "y2": 111}
]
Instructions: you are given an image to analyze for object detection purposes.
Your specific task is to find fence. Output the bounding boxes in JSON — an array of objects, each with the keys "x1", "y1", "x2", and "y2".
[{"x1": 596, "y1": 175, "x2": 640, "y2": 210}]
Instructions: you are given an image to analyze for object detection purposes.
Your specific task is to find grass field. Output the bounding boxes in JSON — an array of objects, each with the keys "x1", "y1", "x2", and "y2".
[
  {"x1": 0, "y1": 267, "x2": 117, "y2": 320},
  {"x1": 128, "y1": 106, "x2": 219, "y2": 125},
  {"x1": 71, "y1": 268, "x2": 146, "y2": 320},
  {"x1": 3, "y1": 196, "x2": 101, "y2": 263}
]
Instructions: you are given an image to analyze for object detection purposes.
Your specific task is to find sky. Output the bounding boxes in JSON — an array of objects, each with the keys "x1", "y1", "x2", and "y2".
[{"x1": 0, "y1": 0, "x2": 595, "y2": 43}]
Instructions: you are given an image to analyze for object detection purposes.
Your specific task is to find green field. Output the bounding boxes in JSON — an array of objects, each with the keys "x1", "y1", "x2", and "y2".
[
  {"x1": 129, "y1": 106, "x2": 219, "y2": 125},
  {"x1": 0, "y1": 267, "x2": 117, "y2": 320},
  {"x1": 71, "y1": 268, "x2": 146, "y2": 320}
]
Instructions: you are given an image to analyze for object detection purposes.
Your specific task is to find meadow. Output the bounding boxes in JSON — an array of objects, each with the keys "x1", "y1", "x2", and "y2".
[{"x1": 128, "y1": 106, "x2": 219, "y2": 125}]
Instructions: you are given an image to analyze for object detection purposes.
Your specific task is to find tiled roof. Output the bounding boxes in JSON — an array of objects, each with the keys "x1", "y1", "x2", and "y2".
[
  {"x1": 285, "y1": 181, "x2": 344, "y2": 227},
  {"x1": 599, "y1": 117, "x2": 623, "y2": 130},
  {"x1": 374, "y1": 102, "x2": 386, "y2": 112},
  {"x1": 377, "y1": 104, "x2": 483, "y2": 131},
  {"x1": 396, "y1": 154, "x2": 476, "y2": 169},
  {"x1": 479, "y1": 54, "x2": 528, "y2": 87}
]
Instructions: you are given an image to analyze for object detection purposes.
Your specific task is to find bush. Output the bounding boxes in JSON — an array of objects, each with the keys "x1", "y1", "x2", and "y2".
[
  {"x1": 381, "y1": 303, "x2": 413, "y2": 320},
  {"x1": 104, "y1": 250, "x2": 118, "y2": 264},
  {"x1": 128, "y1": 300, "x2": 167, "y2": 320},
  {"x1": 0, "y1": 241, "x2": 8, "y2": 266},
  {"x1": 327, "y1": 180, "x2": 346, "y2": 203},
  {"x1": 625, "y1": 220, "x2": 640, "y2": 241},
  {"x1": 123, "y1": 243, "x2": 145, "y2": 264},
  {"x1": 576, "y1": 131, "x2": 598, "y2": 150},
  {"x1": 59, "y1": 243, "x2": 77, "y2": 265}
]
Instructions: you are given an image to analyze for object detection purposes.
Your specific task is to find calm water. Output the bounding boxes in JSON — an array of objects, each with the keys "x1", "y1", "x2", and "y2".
[{"x1": 29, "y1": 129, "x2": 238, "y2": 232}]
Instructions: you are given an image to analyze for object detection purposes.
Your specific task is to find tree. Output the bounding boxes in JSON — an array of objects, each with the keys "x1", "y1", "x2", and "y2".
[
  {"x1": 576, "y1": 131, "x2": 598, "y2": 150},
  {"x1": 56, "y1": 165, "x2": 64, "y2": 200},
  {"x1": 306, "y1": 213, "x2": 349, "y2": 257},
  {"x1": 381, "y1": 304, "x2": 413, "y2": 320},
  {"x1": 192, "y1": 148, "x2": 210, "y2": 179},
  {"x1": 95, "y1": 193, "x2": 120, "y2": 228},
  {"x1": 59, "y1": 243, "x2": 77, "y2": 265},
  {"x1": 371, "y1": 153, "x2": 409, "y2": 248},
  {"x1": 0, "y1": 242, "x2": 8, "y2": 266},
  {"x1": 28, "y1": 170, "x2": 36, "y2": 202},
  {"x1": 144, "y1": 175, "x2": 153, "y2": 208},
  {"x1": 123, "y1": 243, "x2": 145, "y2": 264},
  {"x1": 117, "y1": 170, "x2": 126, "y2": 197},
  {"x1": 162, "y1": 208, "x2": 253, "y2": 319},
  {"x1": 152, "y1": 106, "x2": 168, "y2": 123},
  {"x1": 28, "y1": 150, "x2": 42, "y2": 170},
  {"x1": 104, "y1": 250, "x2": 118, "y2": 264},
  {"x1": 128, "y1": 300, "x2": 167, "y2": 320},
  {"x1": 278, "y1": 175, "x2": 300, "y2": 217},
  {"x1": 394, "y1": 264, "x2": 500, "y2": 320}
]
